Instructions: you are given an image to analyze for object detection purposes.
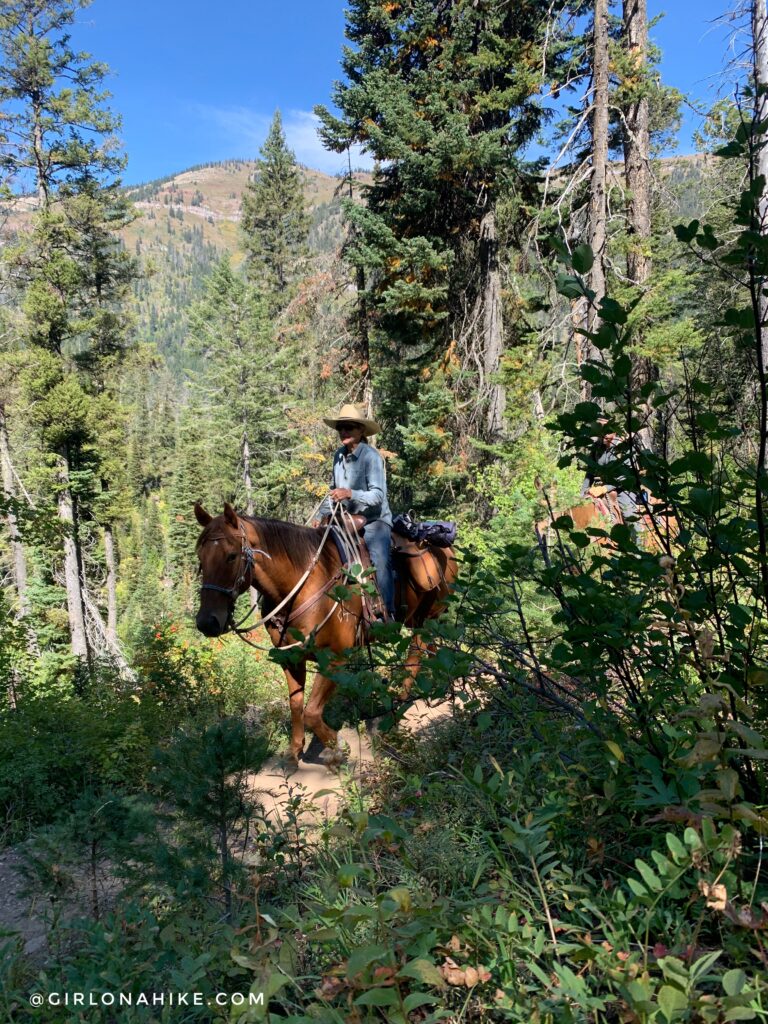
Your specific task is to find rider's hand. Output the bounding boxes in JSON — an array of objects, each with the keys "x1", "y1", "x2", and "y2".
[
  {"x1": 310, "y1": 520, "x2": 321, "y2": 528},
  {"x1": 330, "y1": 488, "x2": 352, "y2": 502}
]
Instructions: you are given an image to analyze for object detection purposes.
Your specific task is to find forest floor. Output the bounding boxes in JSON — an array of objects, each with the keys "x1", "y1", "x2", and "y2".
[{"x1": 0, "y1": 698, "x2": 453, "y2": 959}]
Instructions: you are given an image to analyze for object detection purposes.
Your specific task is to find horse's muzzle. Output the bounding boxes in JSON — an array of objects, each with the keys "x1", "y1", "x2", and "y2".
[{"x1": 196, "y1": 611, "x2": 226, "y2": 637}]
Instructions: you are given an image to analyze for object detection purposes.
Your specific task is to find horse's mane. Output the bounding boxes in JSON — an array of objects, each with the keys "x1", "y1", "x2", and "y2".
[{"x1": 244, "y1": 516, "x2": 340, "y2": 573}]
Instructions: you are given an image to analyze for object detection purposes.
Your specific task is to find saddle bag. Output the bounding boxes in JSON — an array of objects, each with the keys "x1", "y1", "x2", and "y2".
[
  {"x1": 391, "y1": 533, "x2": 443, "y2": 592},
  {"x1": 393, "y1": 512, "x2": 457, "y2": 548}
]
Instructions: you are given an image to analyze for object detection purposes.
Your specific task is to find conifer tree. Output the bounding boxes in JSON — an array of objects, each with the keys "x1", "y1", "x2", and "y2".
[
  {"x1": 187, "y1": 257, "x2": 302, "y2": 518},
  {"x1": 316, "y1": 0, "x2": 563, "y2": 505},
  {"x1": 0, "y1": 0, "x2": 137, "y2": 663},
  {"x1": 240, "y1": 111, "x2": 309, "y2": 304}
]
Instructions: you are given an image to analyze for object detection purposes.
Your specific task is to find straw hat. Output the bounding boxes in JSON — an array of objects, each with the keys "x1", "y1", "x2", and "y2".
[{"x1": 323, "y1": 403, "x2": 381, "y2": 437}]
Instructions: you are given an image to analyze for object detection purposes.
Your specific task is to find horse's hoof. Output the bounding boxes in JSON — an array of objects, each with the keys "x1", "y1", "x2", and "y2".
[
  {"x1": 285, "y1": 749, "x2": 303, "y2": 769},
  {"x1": 319, "y1": 740, "x2": 349, "y2": 768}
]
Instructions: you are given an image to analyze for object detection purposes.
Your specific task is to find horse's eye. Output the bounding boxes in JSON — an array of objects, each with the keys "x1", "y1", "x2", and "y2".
[{"x1": 227, "y1": 552, "x2": 238, "y2": 562}]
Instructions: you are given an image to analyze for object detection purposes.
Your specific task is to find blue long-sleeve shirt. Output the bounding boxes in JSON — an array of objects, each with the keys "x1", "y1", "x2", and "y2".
[{"x1": 317, "y1": 442, "x2": 393, "y2": 525}]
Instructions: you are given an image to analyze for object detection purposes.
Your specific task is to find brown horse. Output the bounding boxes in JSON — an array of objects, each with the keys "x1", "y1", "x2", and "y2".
[
  {"x1": 194, "y1": 502, "x2": 457, "y2": 765},
  {"x1": 535, "y1": 492, "x2": 679, "y2": 559}
]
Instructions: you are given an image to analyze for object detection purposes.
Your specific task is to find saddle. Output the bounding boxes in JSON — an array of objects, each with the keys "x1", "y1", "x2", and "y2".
[{"x1": 391, "y1": 533, "x2": 446, "y2": 592}]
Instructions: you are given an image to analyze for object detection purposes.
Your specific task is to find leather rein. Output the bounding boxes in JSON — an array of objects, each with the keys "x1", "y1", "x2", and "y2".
[{"x1": 198, "y1": 510, "x2": 346, "y2": 649}]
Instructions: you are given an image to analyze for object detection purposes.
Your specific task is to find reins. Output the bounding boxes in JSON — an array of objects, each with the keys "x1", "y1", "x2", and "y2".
[
  {"x1": 198, "y1": 495, "x2": 392, "y2": 656},
  {"x1": 230, "y1": 511, "x2": 339, "y2": 637},
  {"x1": 200, "y1": 502, "x2": 372, "y2": 652}
]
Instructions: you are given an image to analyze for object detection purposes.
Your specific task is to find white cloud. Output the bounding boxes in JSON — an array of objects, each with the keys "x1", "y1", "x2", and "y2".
[{"x1": 195, "y1": 105, "x2": 373, "y2": 175}]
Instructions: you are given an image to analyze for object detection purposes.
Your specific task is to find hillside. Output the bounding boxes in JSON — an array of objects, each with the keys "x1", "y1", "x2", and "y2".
[
  {"x1": 122, "y1": 161, "x2": 364, "y2": 371},
  {"x1": 121, "y1": 152, "x2": 713, "y2": 373}
]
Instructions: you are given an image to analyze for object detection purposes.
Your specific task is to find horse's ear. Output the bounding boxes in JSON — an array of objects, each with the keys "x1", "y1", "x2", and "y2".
[
  {"x1": 194, "y1": 501, "x2": 212, "y2": 526},
  {"x1": 223, "y1": 502, "x2": 239, "y2": 528}
]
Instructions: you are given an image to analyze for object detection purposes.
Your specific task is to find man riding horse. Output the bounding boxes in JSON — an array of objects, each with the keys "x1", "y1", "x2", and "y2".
[
  {"x1": 312, "y1": 403, "x2": 395, "y2": 621},
  {"x1": 580, "y1": 419, "x2": 644, "y2": 537},
  {"x1": 193, "y1": 402, "x2": 457, "y2": 766}
]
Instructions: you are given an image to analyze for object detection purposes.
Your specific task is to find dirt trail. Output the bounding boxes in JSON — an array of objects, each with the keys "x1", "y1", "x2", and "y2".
[
  {"x1": 0, "y1": 700, "x2": 453, "y2": 956},
  {"x1": 245, "y1": 699, "x2": 452, "y2": 823}
]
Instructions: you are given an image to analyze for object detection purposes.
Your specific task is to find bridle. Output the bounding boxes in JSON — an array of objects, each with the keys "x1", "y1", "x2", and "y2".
[
  {"x1": 199, "y1": 520, "x2": 271, "y2": 608},
  {"x1": 196, "y1": 504, "x2": 366, "y2": 650}
]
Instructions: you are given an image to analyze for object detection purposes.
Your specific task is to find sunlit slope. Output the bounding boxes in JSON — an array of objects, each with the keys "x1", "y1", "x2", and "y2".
[{"x1": 122, "y1": 161, "x2": 367, "y2": 369}]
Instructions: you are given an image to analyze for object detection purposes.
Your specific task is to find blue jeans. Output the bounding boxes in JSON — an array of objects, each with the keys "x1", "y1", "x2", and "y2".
[{"x1": 363, "y1": 520, "x2": 394, "y2": 616}]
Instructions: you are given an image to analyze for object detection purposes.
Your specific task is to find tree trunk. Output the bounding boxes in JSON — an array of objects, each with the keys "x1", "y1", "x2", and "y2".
[
  {"x1": 242, "y1": 430, "x2": 259, "y2": 607},
  {"x1": 57, "y1": 449, "x2": 89, "y2": 660},
  {"x1": 103, "y1": 524, "x2": 118, "y2": 645},
  {"x1": 588, "y1": 0, "x2": 609, "y2": 338},
  {"x1": 0, "y1": 403, "x2": 30, "y2": 617},
  {"x1": 80, "y1": 586, "x2": 135, "y2": 681},
  {"x1": 242, "y1": 430, "x2": 254, "y2": 516},
  {"x1": 479, "y1": 208, "x2": 506, "y2": 439},
  {"x1": 347, "y1": 152, "x2": 373, "y2": 414},
  {"x1": 623, "y1": 0, "x2": 656, "y2": 444},
  {"x1": 753, "y1": 0, "x2": 768, "y2": 371},
  {"x1": 577, "y1": 0, "x2": 610, "y2": 402},
  {"x1": 622, "y1": 0, "x2": 651, "y2": 289}
]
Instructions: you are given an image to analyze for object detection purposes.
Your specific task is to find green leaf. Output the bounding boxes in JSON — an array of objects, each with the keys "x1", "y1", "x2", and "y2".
[
  {"x1": 658, "y1": 985, "x2": 688, "y2": 1021},
  {"x1": 634, "y1": 859, "x2": 662, "y2": 892},
  {"x1": 556, "y1": 273, "x2": 586, "y2": 299},
  {"x1": 403, "y1": 992, "x2": 438, "y2": 1013},
  {"x1": 722, "y1": 968, "x2": 747, "y2": 996},
  {"x1": 337, "y1": 863, "x2": 368, "y2": 887},
  {"x1": 605, "y1": 740, "x2": 625, "y2": 762},
  {"x1": 347, "y1": 944, "x2": 389, "y2": 978},
  {"x1": 354, "y1": 988, "x2": 399, "y2": 1007},
  {"x1": 724, "y1": 1009, "x2": 756, "y2": 1021},
  {"x1": 626, "y1": 877, "x2": 648, "y2": 898},
  {"x1": 723, "y1": 307, "x2": 755, "y2": 329},
  {"x1": 674, "y1": 220, "x2": 700, "y2": 244},
  {"x1": 665, "y1": 833, "x2": 687, "y2": 863},
  {"x1": 714, "y1": 141, "x2": 744, "y2": 158},
  {"x1": 476, "y1": 711, "x2": 493, "y2": 733},
  {"x1": 397, "y1": 959, "x2": 445, "y2": 988},
  {"x1": 571, "y1": 244, "x2": 594, "y2": 274},
  {"x1": 598, "y1": 297, "x2": 628, "y2": 324}
]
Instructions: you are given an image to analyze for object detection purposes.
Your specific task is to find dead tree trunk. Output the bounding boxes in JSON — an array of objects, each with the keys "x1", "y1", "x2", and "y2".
[
  {"x1": 587, "y1": 0, "x2": 610, "y2": 342},
  {"x1": 479, "y1": 208, "x2": 506, "y2": 439},
  {"x1": 242, "y1": 430, "x2": 254, "y2": 516},
  {"x1": 576, "y1": 0, "x2": 610, "y2": 402},
  {"x1": 622, "y1": 0, "x2": 651, "y2": 288},
  {"x1": 622, "y1": 0, "x2": 656, "y2": 444},
  {"x1": 80, "y1": 587, "x2": 135, "y2": 680},
  {"x1": 0, "y1": 402, "x2": 30, "y2": 617},
  {"x1": 57, "y1": 448, "x2": 89, "y2": 661},
  {"x1": 103, "y1": 524, "x2": 118, "y2": 645},
  {"x1": 753, "y1": 0, "x2": 768, "y2": 370}
]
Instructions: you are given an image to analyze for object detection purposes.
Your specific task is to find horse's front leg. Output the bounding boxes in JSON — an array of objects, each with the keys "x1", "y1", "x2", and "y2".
[
  {"x1": 304, "y1": 670, "x2": 346, "y2": 765},
  {"x1": 285, "y1": 663, "x2": 307, "y2": 764}
]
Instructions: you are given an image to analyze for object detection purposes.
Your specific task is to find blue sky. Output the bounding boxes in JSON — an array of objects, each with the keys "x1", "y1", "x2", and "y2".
[{"x1": 70, "y1": 0, "x2": 738, "y2": 185}]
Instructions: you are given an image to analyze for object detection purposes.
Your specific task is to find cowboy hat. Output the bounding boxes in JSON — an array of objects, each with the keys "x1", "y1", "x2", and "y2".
[{"x1": 323, "y1": 403, "x2": 381, "y2": 437}]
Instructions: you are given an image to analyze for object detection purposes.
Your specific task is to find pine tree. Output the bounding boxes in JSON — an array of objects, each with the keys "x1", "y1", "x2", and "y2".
[
  {"x1": 240, "y1": 111, "x2": 309, "y2": 304},
  {"x1": 187, "y1": 257, "x2": 304, "y2": 519},
  {"x1": 316, "y1": 0, "x2": 563, "y2": 506},
  {"x1": 0, "y1": 0, "x2": 137, "y2": 663}
]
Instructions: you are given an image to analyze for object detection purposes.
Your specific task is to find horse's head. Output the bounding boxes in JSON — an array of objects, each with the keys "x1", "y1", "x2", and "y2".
[{"x1": 194, "y1": 501, "x2": 253, "y2": 637}]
